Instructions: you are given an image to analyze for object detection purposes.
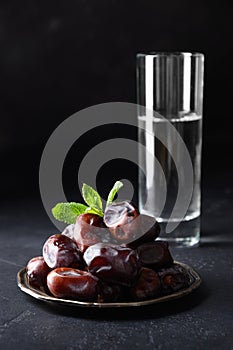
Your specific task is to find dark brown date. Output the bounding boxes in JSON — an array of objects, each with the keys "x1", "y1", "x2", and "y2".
[
  {"x1": 125, "y1": 215, "x2": 160, "y2": 248},
  {"x1": 130, "y1": 267, "x2": 161, "y2": 301},
  {"x1": 61, "y1": 224, "x2": 75, "y2": 240},
  {"x1": 105, "y1": 201, "x2": 160, "y2": 246},
  {"x1": 26, "y1": 256, "x2": 50, "y2": 290},
  {"x1": 158, "y1": 264, "x2": 191, "y2": 294},
  {"x1": 97, "y1": 282, "x2": 122, "y2": 303},
  {"x1": 136, "y1": 241, "x2": 173, "y2": 270},
  {"x1": 84, "y1": 243, "x2": 140, "y2": 287},
  {"x1": 43, "y1": 234, "x2": 82, "y2": 269},
  {"x1": 104, "y1": 201, "x2": 139, "y2": 241},
  {"x1": 47, "y1": 268, "x2": 99, "y2": 300},
  {"x1": 73, "y1": 214, "x2": 114, "y2": 252},
  {"x1": 104, "y1": 201, "x2": 139, "y2": 228}
]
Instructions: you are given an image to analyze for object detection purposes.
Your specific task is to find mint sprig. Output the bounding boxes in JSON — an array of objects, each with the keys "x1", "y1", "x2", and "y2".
[
  {"x1": 84, "y1": 207, "x2": 104, "y2": 217},
  {"x1": 52, "y1": 180, "x2": 123, "y2": 224},
  {"x1": 106, "y1": 181, "x2": 123, "y2": 206},
  {"x1": 52, "y1": 202, "x2": 88, "y2": 224},
  {"x1": 82, "y1": 183, "x2": 103, "y2": 212}
]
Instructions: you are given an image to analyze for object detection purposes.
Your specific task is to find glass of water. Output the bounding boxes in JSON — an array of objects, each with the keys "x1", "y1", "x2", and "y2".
[{"x1": 137, "y1": 52, "x2": 204, "y2": 247}]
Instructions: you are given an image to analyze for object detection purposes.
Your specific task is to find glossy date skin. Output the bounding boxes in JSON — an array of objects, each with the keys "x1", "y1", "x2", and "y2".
[
  {"x1": 130, "y1": 267, "x2": 161, "y2": 301},
  {"x1": 43, "y1": 234, "x2": 82, "y2": 269},
  {"x1": 64, "y1": 211, "x2": 160, "y2": 249},
  {"x1": 26, "y1": 256, "x2": 50, "y2": 290},
  {"x1": 104, "y1": 201, "x2": 160, "y2": 246},
  {"x1": 136, "y1": 241, "x2": 173, "y2": 269},
  {"x1": 124, "y1": 215, "x2": 161, "y2": 248},
  {"x1": 84, "y1": 243, "x2": 140, "y2": 287},
  {"x1": 73, "y1": 214, "x2": 114, "y2": 252},
  {"x1": 47, "y1": 268, "x2": 99, "y2": 300},
  {"x1": 104, "y1": 201, "x2": 139, "y2": 242},
  {"x1": 104, "y1": 201, "x2": 139, "y2": 228},
  {"x1": 61, "y1": 224, "x2": 75, "y2": 240}
]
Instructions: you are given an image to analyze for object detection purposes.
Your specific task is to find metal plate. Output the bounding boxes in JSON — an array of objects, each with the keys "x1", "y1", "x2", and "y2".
[{"x1": 17, "y1": 261, "x2": 201, "y2": 308}]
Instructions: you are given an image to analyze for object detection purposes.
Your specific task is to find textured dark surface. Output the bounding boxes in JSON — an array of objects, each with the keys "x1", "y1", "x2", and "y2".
[{"x1": 0, "y1": 179, "x2": 233, "y2": 350}]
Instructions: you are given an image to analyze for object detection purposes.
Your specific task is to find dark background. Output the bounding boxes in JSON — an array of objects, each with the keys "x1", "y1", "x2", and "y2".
[{"x1": 1, "y1": 0, "x2": 233, "y2": 203}]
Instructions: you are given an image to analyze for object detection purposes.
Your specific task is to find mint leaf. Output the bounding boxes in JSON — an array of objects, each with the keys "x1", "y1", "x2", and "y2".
[
  {"x1": 69, "y1": 202, "x2": 88, "y2": 215},
  {"x1": 52, "y1": 202, "x2": 87, "y2": 224},
  {"x1": 82, "y1": 183, "x2": 103, "y2": 212},
  {"x1": 84, "y1": 207, "x2": 104, "y2": 217},
  {"x1": 52, "y1": 181, "x2": 123, "y2": 223},
  {"x1": 106, "y1": 181, "x2": 123, "y2": 206}
]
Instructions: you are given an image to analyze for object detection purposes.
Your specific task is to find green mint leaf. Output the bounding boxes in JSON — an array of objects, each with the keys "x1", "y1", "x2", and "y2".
[
  {"x1": 69, "y1": 202, "x2": 88, "y2": 215},
  {"x1": 106, "y1": 181, "x2": 124, "y2": 206},
  {"x1": 82, "y1": 183, "x2": 103, "y2": 212},
  {"x1": 52, "y1": 202, "x2": 87, "y2": 224},
  {"x1": 84, "y1": 207, "x2": 104, "y2": 217}
]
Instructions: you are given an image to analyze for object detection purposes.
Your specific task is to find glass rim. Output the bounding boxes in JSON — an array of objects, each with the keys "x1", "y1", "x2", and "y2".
[{"x1": 136, "y1": 51, "x2": 204, "y2": 58}]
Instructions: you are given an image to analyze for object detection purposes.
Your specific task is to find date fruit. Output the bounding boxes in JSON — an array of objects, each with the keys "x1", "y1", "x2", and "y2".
[
  {"x1": 125, "y1": 215, "x2": 160, "y2": 248},
  {"x1": 97, "y1": 282, "x2": 122, "y2": 303},
  {"x1": 61, "y1": 224, "x2": 75, "y2": 240},
  {"x1": 43, "y1": 234, "x2": 82, "y2": 269},
  {"x1": 130, "y1": 267, "x2": 161, "y2": 301},
  {"x1": 136, "y1": 241, "x2": 173, "y2": 269},
  {"x1": 26, "y1": 256, "x2": 50, "y2": 290},
  {"x1": 104, "y1": 201, "x2": 139, "y2": 241},
  {"x1": 104, "y1": 201, "x2": 139, "y2": 228},
  {"x1": 47, "y1": 267, "x2": 99, "y2": 300},
  {"x1": 104, "y1": 201, "x2": 160, "y2": 245},
  {"x1": 84, "y1": 243, "x2": 140, "y2": 286},
  {"x1": 158, "y1": 264, "x2": 190, "y2": 294},
  {"x1": 74, "y1": 214, "x2": 114, "y2": 252}
]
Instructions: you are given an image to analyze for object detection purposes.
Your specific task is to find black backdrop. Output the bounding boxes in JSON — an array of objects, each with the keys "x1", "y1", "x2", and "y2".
[{"x1": 1, "y1": 0, "x2": 233, "y2": 202}]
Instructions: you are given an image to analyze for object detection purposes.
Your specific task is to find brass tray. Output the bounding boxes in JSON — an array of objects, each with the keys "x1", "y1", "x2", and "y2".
[{"x1": 17, "y1": 261, "x2": 201, "y2": 308}]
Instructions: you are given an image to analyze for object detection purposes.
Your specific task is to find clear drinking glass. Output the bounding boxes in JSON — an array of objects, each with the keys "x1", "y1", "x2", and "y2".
[{"x1": 137, "y1": 52, "x2": 204, "y2": 247}]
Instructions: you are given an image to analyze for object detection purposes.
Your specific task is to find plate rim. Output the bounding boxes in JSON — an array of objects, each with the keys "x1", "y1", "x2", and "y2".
[{"x1": 17, "y1": 261, "x2": 202, "y2": 308}]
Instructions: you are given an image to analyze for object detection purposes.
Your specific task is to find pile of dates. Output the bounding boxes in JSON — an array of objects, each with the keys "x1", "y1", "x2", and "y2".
[{"x1": 26, "y1": 201, "x2": 191, "y2": 302}]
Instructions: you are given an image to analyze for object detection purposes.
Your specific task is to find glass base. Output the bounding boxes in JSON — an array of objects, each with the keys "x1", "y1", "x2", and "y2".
[
  {"x1": 156, "y1": 216, "x2": 200, "y2": 248},
  {"x1": 158, "y1": 236, "x2": 200, "y2": 248}
]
